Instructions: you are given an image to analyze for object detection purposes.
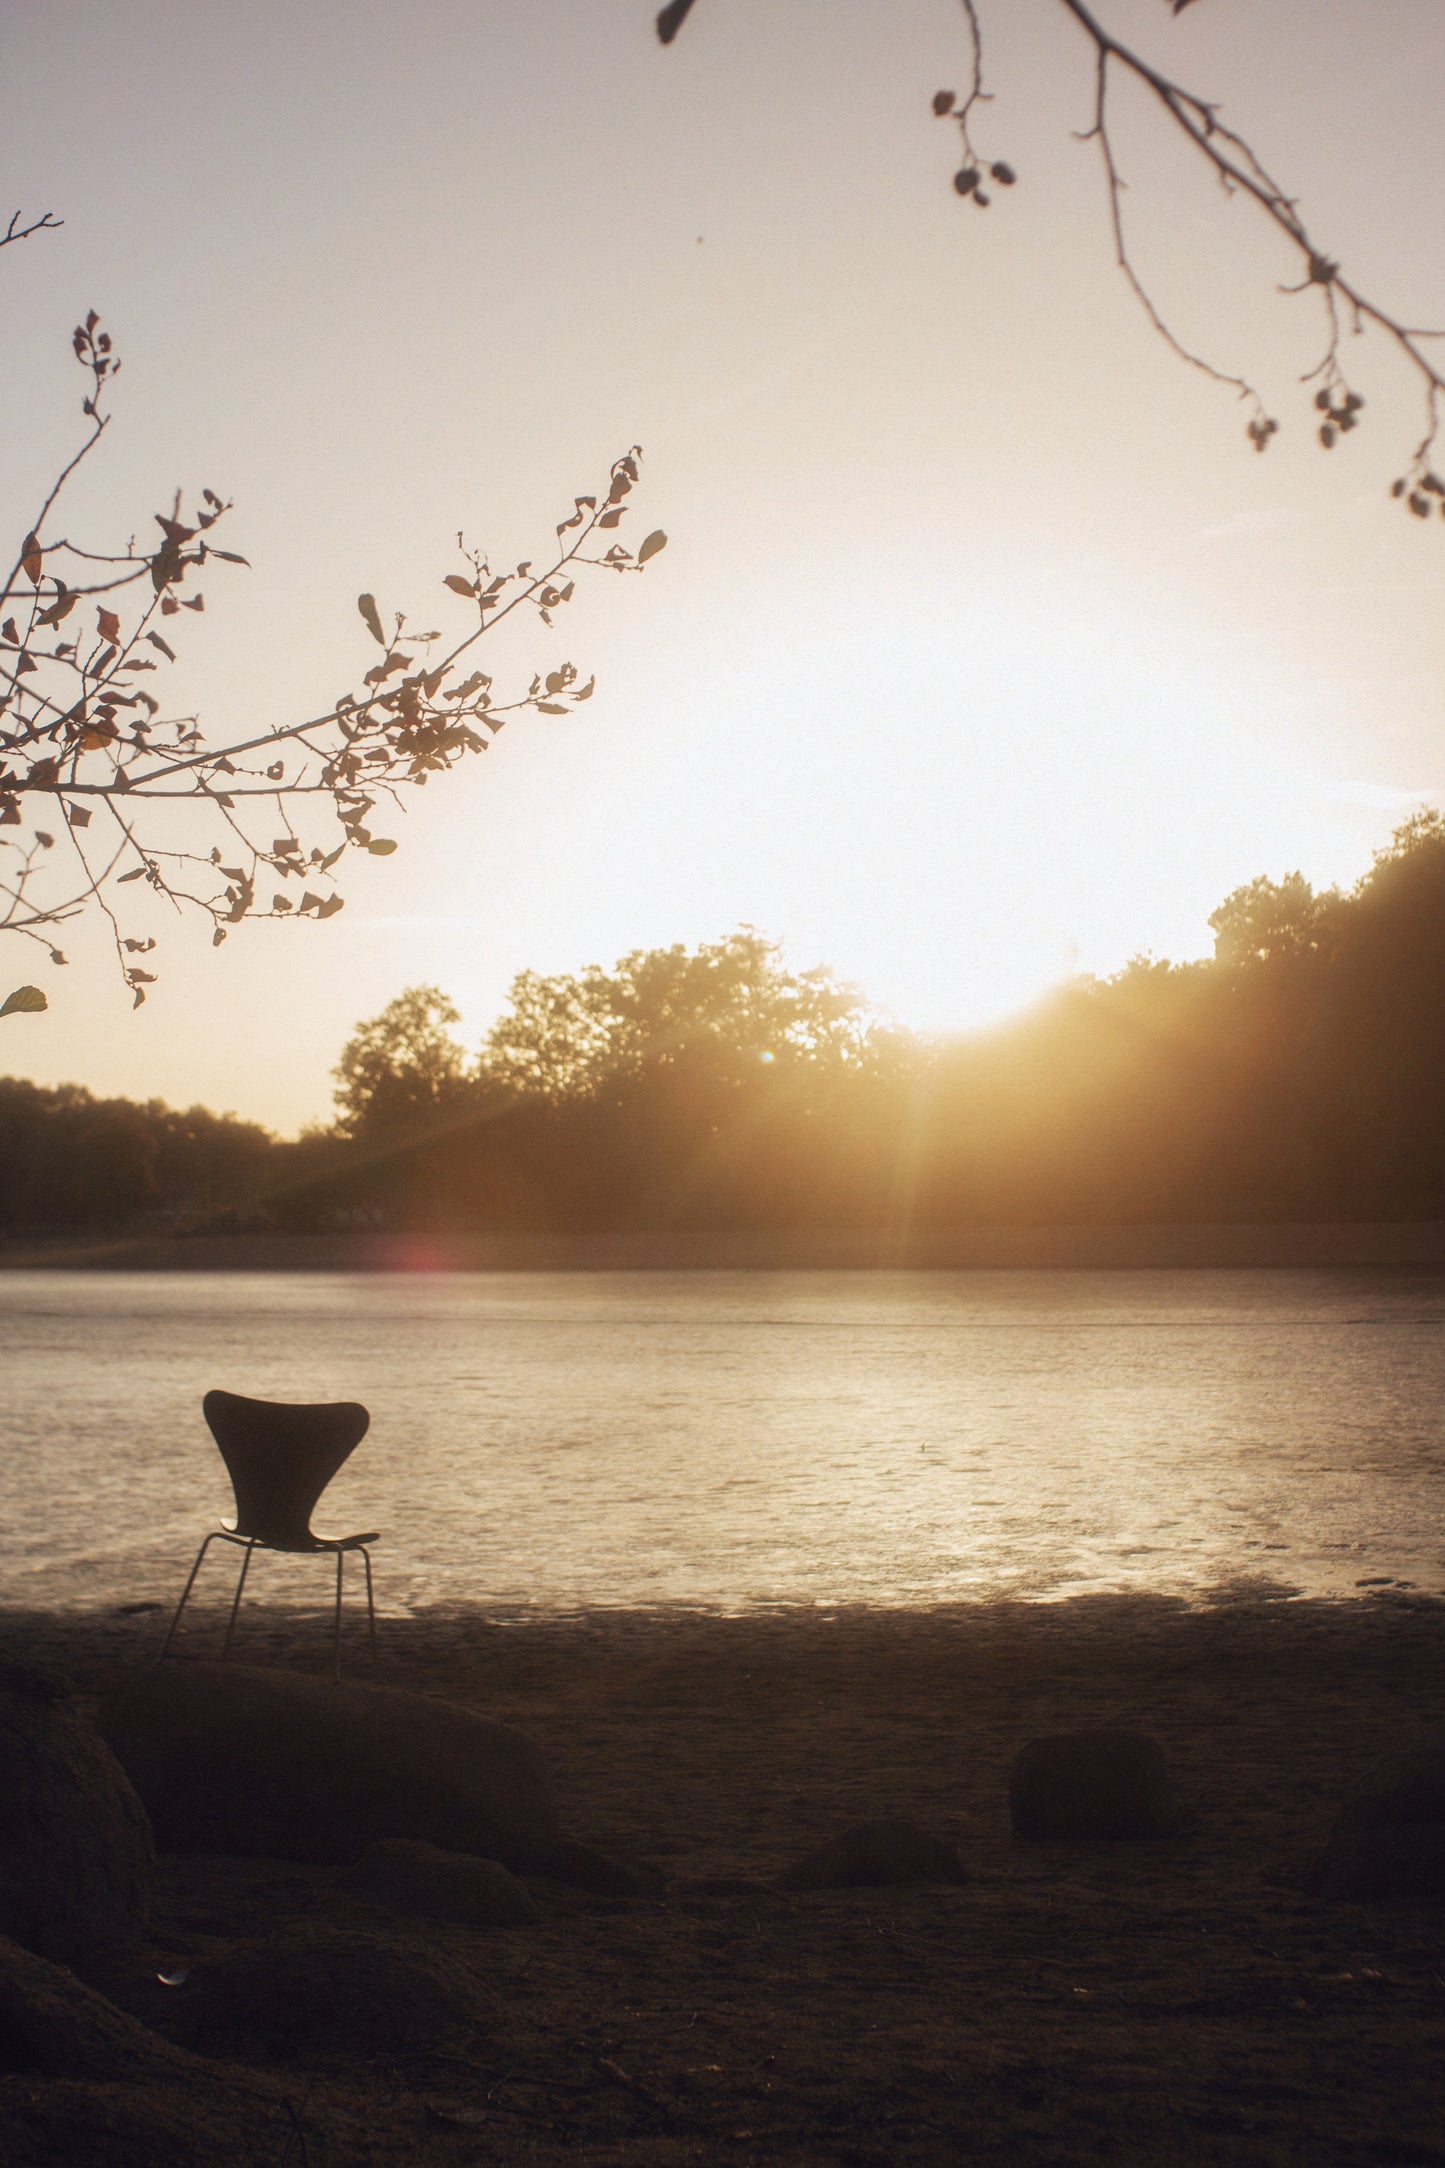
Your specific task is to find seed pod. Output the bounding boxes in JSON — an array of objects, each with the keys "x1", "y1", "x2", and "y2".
[
  {"x1": 1314, "y1": 390, "x2": 1332, "y2": 411},
  {"x1": 1409, "y1": 491, "x2": 1430, "y2": 517},
  {"x1": 1338, "y1": 411, "x2": 1357, "y2": 432},
  {"x1": 953, "y1": 167, "x2": 979, "y2": 196},
  {"x1": 973, "y1": 189, "x2": 991, "y2": 207},
  {"x1": 1344, "y1": 392, "x2": 1364, "y2": 412},
  {"x1": 991, "y1": 161, "x2": 1017, "y2": 185},
  {"x1": 1391, "y1": 478, "x2": 1407, "y2": 498},
  {"x1": 1320, "y1": 423, "x2": 1336, "y2": 448},
  {"x1": 932, "y1": 89, "x2": 956, "y2": 115}
]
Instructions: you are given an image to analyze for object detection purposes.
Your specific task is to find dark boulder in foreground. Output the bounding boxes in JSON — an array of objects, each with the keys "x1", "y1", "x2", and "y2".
[
  {"x1": 1316, "y1": 1734, "x2": 1445, "y2": 1903},
  {"x1": 344, "y1": 1836, "x2": 539, "y2": 1926},
  {"x1": 1332, "y1": 1731, "x2": 1445, "y2": 1837},
  {"x1": 160, "y1": 1923, "x2": 490, "y2": 2063},
  {"x1": 99, "y1": 1662, "x2": 647, "y2": 1891},
  {"x1": 776, "y1": 1818, "x2": 969, "y2": 1891},
  {"x1": 0, "y1": 1655, "x2": 154, "y2": 1966},
  {"x1": 1009, "y1": 1729, "x2": 1178, "y2": 1841},
  {"x1": 1316, "y1": 1823, "x2": 1445, "y2": 1904}
]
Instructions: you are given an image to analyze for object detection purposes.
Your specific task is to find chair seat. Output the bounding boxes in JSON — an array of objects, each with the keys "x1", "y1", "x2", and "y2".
[{"x1": 219, "y1": 1521, "x2": 379, "y2": 1554}]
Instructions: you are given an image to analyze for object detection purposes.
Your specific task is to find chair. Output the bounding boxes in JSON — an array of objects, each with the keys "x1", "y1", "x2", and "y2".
[{"x1": 158, "y1": 1389, "x2": 379, "y2": 1681}]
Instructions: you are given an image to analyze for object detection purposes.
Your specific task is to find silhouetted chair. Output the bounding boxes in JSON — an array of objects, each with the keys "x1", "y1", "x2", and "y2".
[{"x1": 158, "y1": 1389, "x2": 379, "y2": 1681}]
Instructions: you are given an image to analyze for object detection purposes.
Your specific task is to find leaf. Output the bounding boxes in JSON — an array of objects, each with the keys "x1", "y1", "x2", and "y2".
[
  {"x1": 0, "y1": 985, "x2": 46, "y2": 1018},
  {"x1": 273, "y1": 837, "x2": 300, "y2": 855},
  {"x1": 536, "y1": 702, "x2": 569, "y2": 715},
  {"x1": 366, "y1": 838, "x2": 398, "y2": 855},
  {"x1": 116, "y1": 866, "x2": 146, "y2": 884},
  {"x1": 444, "y1": 574, "x2": 478, "y2": 598},
  {"x1": 637, "y1": 529, "x2": 668, "y2": 564},
  {"x1": 358, "y1": 593, "x2": 385, "y2": 644},
  {"x1": 267, "y1": 761, "x2": 285, "y2": 780},
  {"x1": 97, "y1": 607, "x2": 122, "y2": 643},
  {"x1": 145, "y1": 632, "x2": 177, "y2": 661},
  {"x1": 21, "y1": 535, "x2": 41, "y2": 585},
  {"x1": 67, "y1": 805, "x2": 92, "y2": 828},
  {"x1": 316, "y1": 894, "x2": 345, "y2": 918},
  {"x1": 208, "y1": 549, "x2": 250, "y2": 565},
  {"x1": 932, "y1": 89, "x2": 956, "y2": 116},
  {"x1": 128, "y1": 968, "x2": 157, "y2": 984},
  {"x1": 597, "y1": 507, "x2": 625, "y2": 529},
  {"x1": 319, "y1": 844, "x2": 345, "y2": 871}
]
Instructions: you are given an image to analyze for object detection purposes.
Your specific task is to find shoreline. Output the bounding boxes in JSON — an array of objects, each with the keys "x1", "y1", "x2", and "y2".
[
  {"x1": 6, "y1": 1218, "x2": 1445, "y2": 1273},
  {"x1": 4, "y1": 1592, "x2": 1443, "y2": 2163}
]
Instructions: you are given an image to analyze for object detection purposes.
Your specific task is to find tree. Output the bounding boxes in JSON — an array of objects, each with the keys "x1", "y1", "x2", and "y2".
[
  {"x1": 656, "y1": 1, "x2": 1445, "y2": 510},
  {"x1": 0, "y1": 213, "x2": 667, "y2": 1012},
  {"x1": 332, "y1": 985, "x2": 469, "y2": 1143},
  {"x1": 1207, "y1": 871, "x2": 1338, "y2": 969},
  {"x1": 478, "y1": 926, "x2": 899, "y2": 1103}
]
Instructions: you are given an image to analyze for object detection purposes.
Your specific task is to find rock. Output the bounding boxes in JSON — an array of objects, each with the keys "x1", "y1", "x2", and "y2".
[
  {"x1": 0, "y1": 1929, "x2": 200, "y2": 2083},
  {"x1": 1009, "y1": 1729, "x2": 1178, "y2": 1841},
  {"x1": 775, "y1": 1818, "x2": 968, "y2": 1891},
  {"x1": 160, "y1": 1922, "x2": 489, "y2": 2063},
  {"x1": 0, "y1": 1654, "x2": 154, "y2": 1967},
  {"x1": 1315, "y1": 1823, "x2": 1445, "y2": 1904},
  {"x1": 343, "y1": 1837, "x2": 538, "y2": 1926},
  {"x1": 100, "y1": 1661, "x2": 559, "y2": 1871},
  {"x1": 1315, "y1": 1734, "x2": 1445, "y2": 1904},
  {"x1": 1332, "y1": 1731, "x2": 1445, "y2": 1837}
]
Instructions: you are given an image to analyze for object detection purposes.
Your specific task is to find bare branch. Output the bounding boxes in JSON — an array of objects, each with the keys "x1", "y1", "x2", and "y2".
[{"x1": 2, "y1": 301, "x2": 668, "y2": 999}]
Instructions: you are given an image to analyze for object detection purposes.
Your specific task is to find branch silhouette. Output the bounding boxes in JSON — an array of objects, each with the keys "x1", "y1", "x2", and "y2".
[
  {"x1": 657, "y1": 0, "x2": 1445, "y2": 502},
  {"x1": 2, "y1": 225, "x2": 667, "y2": 1004}
]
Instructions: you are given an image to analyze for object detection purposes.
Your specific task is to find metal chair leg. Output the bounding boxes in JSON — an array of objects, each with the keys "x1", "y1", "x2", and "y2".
[
  {"x1": 360, "y1": 1546, "x2": 377, "y2": 1666},
  {"x1": 332, "y1": 1547, "x2": 346, "y2": 1683},
  {"x1": 221, "y1": 1538, "x2": 257, "y2": 1661},
  {"x1": 157, "y1": 1531, "x2": 221, "y2": 1664}
]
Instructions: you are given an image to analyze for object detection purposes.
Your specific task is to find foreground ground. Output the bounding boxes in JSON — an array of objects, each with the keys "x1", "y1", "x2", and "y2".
[{"x1": 2, "y1": 1593, "x2": 1443, "y2": 2165}]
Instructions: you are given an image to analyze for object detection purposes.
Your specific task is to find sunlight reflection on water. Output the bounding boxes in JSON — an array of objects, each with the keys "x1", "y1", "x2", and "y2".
[{"x1": 1, "y1": 1268, "x2": 1442, "y2": 1614}]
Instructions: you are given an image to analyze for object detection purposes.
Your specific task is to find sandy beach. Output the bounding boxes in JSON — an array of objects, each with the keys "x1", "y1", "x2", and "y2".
[{"x1": 3, "y1": 1591, "x2": 1443, "y2": 2164}]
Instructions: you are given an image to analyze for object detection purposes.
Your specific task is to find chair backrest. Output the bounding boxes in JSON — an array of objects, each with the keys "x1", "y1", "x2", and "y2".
[{"x1": 201, "y1": 1389, "x2": 371, "y2": 1551}]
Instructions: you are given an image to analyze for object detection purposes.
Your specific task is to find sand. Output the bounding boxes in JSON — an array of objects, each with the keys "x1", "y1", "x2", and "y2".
[{"x1": 3, "y1": 1592, "x2": 1444, "y2": 2165}]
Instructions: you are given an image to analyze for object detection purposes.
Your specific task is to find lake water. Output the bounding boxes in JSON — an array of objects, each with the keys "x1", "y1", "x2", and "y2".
[{"x1": 1, "y1": 1268, "x2": 1442, "y2": 1617}]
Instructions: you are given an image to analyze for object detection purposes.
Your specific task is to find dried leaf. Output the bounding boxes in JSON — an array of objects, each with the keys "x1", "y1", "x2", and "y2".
[
  {"x1": 637, "y1": 529, "x2": 668, "y2": 564},
  {"x1": 21, "y1": 535, "x2": 41, "y2": 586},
  {"x1": 366, "y1": 838, "x2": 398, "y2": 855},
  {"x1": 97, "y1": 607, "x2": 122, "y2": 643},
  {"x1": 358, "y1": 593, "x2": 385, "y2": 644},
  {"x1": 116, "y1": 866, "x2": 147, "y2": 884},
  {"x1": 0, "y1": 985, "x2": 46, "y2": 1018},
  {"x1": 316, "y1": 894, "x2": 345, "y2": 918},
  {"x1": 145, "y1": 632, "x2": 177, "y2": 661},
  {"x1": 536, "y1": 701, "x2": 569, "y2": 715},
  {"x1": 444, "y1": 574, "x2": 478, "y2": 598}
]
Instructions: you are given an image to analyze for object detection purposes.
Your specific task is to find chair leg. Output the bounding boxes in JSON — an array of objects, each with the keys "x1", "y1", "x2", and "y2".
[
  {"x1": 156, "y1": 1532, "x2": 220, "y2": 1664},
  {"x1": 332, "y1": 1548, "x2": 346, "y2": 1683},
  {"x1": 221, "y1": 1539, "x2": 257, "y2": 1661},
  {"x1": 360, "y1": 1547, "x2": 377, "y2": 1667}
]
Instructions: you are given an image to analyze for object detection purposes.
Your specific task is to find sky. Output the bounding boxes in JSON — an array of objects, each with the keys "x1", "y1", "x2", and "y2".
[{"x1": 3, "y1": 0, "x2": 1444, "y2": 1133}]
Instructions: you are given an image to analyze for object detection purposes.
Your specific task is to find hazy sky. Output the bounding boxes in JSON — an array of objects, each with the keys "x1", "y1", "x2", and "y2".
[{"x1": 4, "y1": 0, "x2": 1444, "y2": 1132}]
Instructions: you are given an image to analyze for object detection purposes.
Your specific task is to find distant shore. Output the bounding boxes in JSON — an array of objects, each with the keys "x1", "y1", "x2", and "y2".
[{"x1": 5, "y1": 1220, "x2": 1445, "y2": 1272}]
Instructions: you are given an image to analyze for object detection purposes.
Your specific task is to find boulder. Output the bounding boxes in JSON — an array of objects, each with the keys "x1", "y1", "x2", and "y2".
[
  {"x1": 1332, "y1": 1731, "x2": 1445, "y2": 1837},
  {"x1": 0, "y1": 1655, "x2": 154, "y2": 1967},
  {"x1": 0, "y1": 1929, "x2": 198, "y2": 2083},
  {"x1": 343, "y1": 1837, "x2": 538, "y2": 1926},
  {"x1": 1316, "y1": 1734, "x2": 1445, "y2": 1904},
  {"x1": 100, "y1": 1661, "x2": 559, "y2": 1871},
  {"x1": 158, "y1": 1923, "x2": 490, "y2": 2063},
  {"x1": 776, "y1": 1818, "x2": 968, "y2": 1891},
  {"x1": 1009, "y1": 1729, "x2": 1178, "y2": 1841},
  {"x1": 1315, "y1": 1823, "x2": 1445, "y2": 1904}
]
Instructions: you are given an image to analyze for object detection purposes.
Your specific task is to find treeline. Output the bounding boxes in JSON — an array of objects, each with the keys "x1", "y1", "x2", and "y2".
[
  {"x1": 0, "y1": 1082, "x2": 276, "y2": 1234},
  {"x1": 9, "y1": 815, "x2": 1445, "y2": 1235}
]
